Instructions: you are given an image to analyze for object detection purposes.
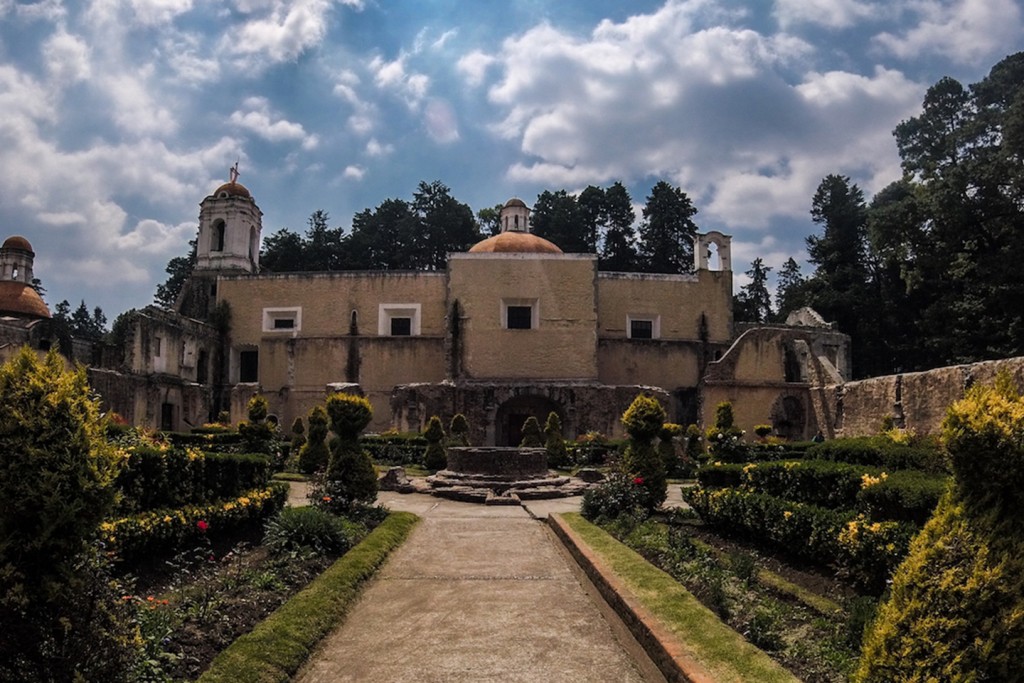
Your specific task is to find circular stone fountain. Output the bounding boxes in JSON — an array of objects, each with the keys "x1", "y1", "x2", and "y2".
[{"x1": 426, "y1": 447, "x2": 590, "y2": 505}]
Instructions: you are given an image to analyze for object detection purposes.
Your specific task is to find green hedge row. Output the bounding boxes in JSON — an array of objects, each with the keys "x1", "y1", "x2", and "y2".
[
  {"x1": 101, "y1": 484, "x2": 288, "y2": 563},
  {"x1": 696, "y1": 460, "x2": 947, "y2": 525},
  {"x1": 806, "y1": 437, "x2": 946, "y2": 473},
  {"x1": 362, "y1": 433, "x2": 428, "y2": 465},
  {"x1": 163, "y1": 430, "x2": 247, "y2": 451},
  {"x1": 684, "y1": 486, "x2": 916, "y2": 593},
  {"x1": 115, "y1": 447, "x2": 273, "y2": 514}
]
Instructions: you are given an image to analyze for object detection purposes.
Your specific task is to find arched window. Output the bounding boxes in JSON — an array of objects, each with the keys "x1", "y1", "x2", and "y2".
[{"x1": 212, "y1": 220, "x2": 225, "y2": 252}]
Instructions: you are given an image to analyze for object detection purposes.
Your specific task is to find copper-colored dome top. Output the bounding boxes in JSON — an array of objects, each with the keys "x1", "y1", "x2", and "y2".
[
  {"x1": 504, "y1": 197, "x2": 528, "y2": 209},
  {"x1": 213, "y1": 181, "x2": 251, "y2": 199},
  {"x1": 468, "y1": 231, "x2": 563, "y2": 254},
  {"x1": 0, "y1": 281, "x2": 50, "y2": 319},
  {"x1": 2, "y1": 235, "x2": 34, "y2": 252}
]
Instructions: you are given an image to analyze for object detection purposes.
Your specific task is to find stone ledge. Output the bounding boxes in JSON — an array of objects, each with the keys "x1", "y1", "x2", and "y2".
[{"x1": 548, "y1": 514, "x2": 717, "y2": 683}]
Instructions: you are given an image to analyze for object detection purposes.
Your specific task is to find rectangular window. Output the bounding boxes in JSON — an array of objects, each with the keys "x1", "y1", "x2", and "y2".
[
  {"x1": 239, "y1": 349, "x2": 259, "y2": 383},
  {"x1": 262, "y1": 307, "x2": 301, "y2": 332},
  {"x1": 627, "y1": 315, "x2": 660, "y2": 340},
  {"x1": 506, "y1": 305, "x2": 533, "y2": 329},
  {"x1": 378, "y1": 304, "x2": 421, "y2": 336},
  {"x1": 630, "y1": 319, "x2": 653, "y2": 339},
  {"x1": 390, "y1": 317, "x2": 412, "y2": 336},
  {"x1": 153, "y1": 336, "x2": 162, "y2": 357}
]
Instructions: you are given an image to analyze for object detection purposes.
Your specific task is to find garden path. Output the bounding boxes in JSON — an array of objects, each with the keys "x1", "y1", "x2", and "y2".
[{"x1": 293, "y1": 492, "x2": 660, "y2": 682}]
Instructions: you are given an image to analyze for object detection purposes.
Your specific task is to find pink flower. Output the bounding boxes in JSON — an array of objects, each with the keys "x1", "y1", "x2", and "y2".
[
  {"x1": 633, "y1": 476, "x2": 644, "y2": 485},
  {"x1": 197, "y1": 520, "x2": 209, "y2": 532}
]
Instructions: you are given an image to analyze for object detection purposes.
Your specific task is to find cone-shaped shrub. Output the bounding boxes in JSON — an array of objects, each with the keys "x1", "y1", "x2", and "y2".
[
  {"x1": 520, "y1": 416, "x2": 543, "y2": 447},
  {"x1": 238, "y1": 393, "x2": 275, "y2": 454},
  {"x1": 423, "y1": 416, "x2": 447, "y2": 471},
  {"x1": 298, "y1": 405, "x2": 330, "y2": 474},
  {"x1": 659, "y1": 422, "x2": 684, "y2": 477},
  {"x1": 544, "y1": 412, "x2": 569, "y2": 468},
  {"x1": 856, "y1": 375, "x2": 1024, "y2": 682},
  {"x1": 621, "y1": 395, "x2": 668, "y2": 510}
]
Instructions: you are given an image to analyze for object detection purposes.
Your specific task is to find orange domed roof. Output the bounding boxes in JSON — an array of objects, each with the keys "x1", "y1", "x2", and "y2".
[
  {"x1": 504, "y1": 197, "x2": 528, "y2": 209},
  {"x1": 0, "y1": 281, "x2": 50, "y2": 319},
  {"x1": 213, "y1": 181, "x2": 251, "y2": 199},
  {"x1": 2, "y1": 235, "x2": 34, "y2": 253},
  {"x1": 468, "y1": 231, "x2": 563, "y2": 254}
]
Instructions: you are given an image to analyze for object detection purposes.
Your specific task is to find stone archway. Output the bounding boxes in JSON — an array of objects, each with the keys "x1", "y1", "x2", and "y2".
[
  {"x1": 770, "y1": 394, "x2": 806, "y2": 440},
  {"x1": 494, "y1": 394, "x2": 563, "y2": 447}
]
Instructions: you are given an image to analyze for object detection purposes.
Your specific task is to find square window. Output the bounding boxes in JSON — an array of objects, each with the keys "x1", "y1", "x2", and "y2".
[
  {"x1": 390, "y1": 317, "x2": 412, "y2": 336},
  {"x1": 272, "y1": 317, "x2": 295, "y2": 330},
  {"x1": 630, "y1": 319, "x2": 653, "y2": 339},
  {"x1": 262, "y1": 307, "x2": 301, "y2": 332},
  {"x1": 506, "y1": 305, "x2": 533, "y2": 330}
]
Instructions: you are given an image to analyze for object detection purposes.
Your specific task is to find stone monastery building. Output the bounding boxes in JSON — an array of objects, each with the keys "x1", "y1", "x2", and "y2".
[{"x1": 0, "y1": 175, "x2": 851, "y2": 444}]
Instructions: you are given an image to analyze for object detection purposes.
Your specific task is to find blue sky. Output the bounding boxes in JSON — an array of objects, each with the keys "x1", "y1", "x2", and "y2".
[{"x1": 1, "y1": 0, "x2": 1022, "y2": 320}]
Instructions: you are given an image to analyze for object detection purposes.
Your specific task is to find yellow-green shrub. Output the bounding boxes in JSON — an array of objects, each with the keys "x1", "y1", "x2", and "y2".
[{"x1": 856, "y1": 376, "x2": 1024, "y2": 681}]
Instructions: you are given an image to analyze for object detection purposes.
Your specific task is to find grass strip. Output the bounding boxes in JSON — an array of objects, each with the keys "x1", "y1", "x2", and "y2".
[
  {"x1": 198, "y1": 511, "x2": 419, "y2": 683},
  {"x1": 559, "y1": 512, "x2": 798, "y2": 683},
  {"x1": 686, "y1": 534, "x2": 842, "y2": 615},
  {"x1": 272, "y1": 472, "x2": 310, "y2": 482}
]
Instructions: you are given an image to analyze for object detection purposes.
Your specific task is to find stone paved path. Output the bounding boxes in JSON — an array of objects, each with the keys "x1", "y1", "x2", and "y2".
[{"x1": 294, "y1": 492, "x2": 656, "y2": 682}]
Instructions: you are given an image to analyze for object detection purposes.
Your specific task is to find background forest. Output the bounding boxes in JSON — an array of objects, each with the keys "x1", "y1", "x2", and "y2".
[{"x1": 154, "y1": 52, "x2": 1024, "y2": 382}]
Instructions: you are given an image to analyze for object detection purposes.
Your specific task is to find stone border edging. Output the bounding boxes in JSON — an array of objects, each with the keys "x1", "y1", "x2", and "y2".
[{"x1": 549, "y1": 513, "x2": 717, "y2": 683}]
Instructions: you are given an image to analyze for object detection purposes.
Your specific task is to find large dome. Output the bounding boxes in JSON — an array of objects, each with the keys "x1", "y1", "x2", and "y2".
[
  {"x1": 0, "y1": 281, "x2": 50, "y2": 319},
  {"x1": 2, "y1": 235, "x2": 34, "y2": 253},
  {"x1": 467, "y1": 232, "x2": 563, "y2": 254},
  {"x1": 212, "y1": 181, "x2": 252, "y2": 199}
]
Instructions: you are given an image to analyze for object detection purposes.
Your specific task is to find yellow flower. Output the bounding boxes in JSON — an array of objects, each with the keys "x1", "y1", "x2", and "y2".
[{"x1": 783, "y1": 510, "x2": 793, "y2": 519}]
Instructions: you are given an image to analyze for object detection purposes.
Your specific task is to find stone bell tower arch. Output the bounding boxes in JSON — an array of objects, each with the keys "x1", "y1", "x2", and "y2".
[{"x1": 196, "y1": 163, "x2": 262, "y2": 274}]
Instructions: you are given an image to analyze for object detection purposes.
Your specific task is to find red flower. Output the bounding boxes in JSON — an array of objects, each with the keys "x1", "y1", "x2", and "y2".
[
  {"x1": 322, "y1": 496, "x2": 332, "y2": 503},
  {"x1": 633, "y1": 476, "x2": 644, "y2": 485},
  {"x1": 197, "y1": 520, "x2": 209, "y2": 532}
]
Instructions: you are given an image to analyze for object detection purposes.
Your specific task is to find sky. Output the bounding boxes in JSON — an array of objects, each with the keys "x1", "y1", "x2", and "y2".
[{"x1": 1, "y1": 0, "x2": 1022, "y2": 321}]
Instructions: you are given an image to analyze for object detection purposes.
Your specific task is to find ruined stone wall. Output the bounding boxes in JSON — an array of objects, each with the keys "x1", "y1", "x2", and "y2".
[
  {"x1": 596, "y1": 269, "x2": 732, "y2": 343},
  {"x1": 88, "y1": 367, "x2": 214, "y2": 431},
  {"x1": 447, "y1": 254, "x2": 599, "y2": 380},
  {"x1": 597, "y1": 338, "x2": 705, "y2": 389},
  {"x1": 830, "y1": 357, "x2": 1024, "y2": 437}
]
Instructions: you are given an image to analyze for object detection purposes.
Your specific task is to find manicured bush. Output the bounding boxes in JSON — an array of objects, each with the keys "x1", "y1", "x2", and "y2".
[
  {"x1": 659, "y1": 423, "x2": 692, "y2": 477},
  {"x1": 362, "y1": 432, "x2": 428, "y2": 465},
  {"x1": 519, "y1": 416, "x2": 543, "y2": 447},
  {"x1": 289, "y1": 417, "x2": 306, "y2": 466},
  {"x1": 298, "y1": 405, "x2": 330, "y2": 474},
  {"x1": 855, "y1": 469, "x2": 948, "y2": 526},
  {"x1": 621, "y1": 395, "x2": 668, "y2": 510},
  {"x1": 319, "y1": 393, "x2": 377, "y2": 512},
  {"x1": 544, "y1": 411, "x2": 569, "y2": 468},
  {"x1": 263, "y1": 506, "x2": 357, "y2": 557},
  {"x1": 423, "y1": 415, "x2": 447, "y2": 471},
  {"x1": 696, "y1": 462, "x2": 745, "y2": 489},
  {"x1": 0, "y1": 348, "x2": 135, "y2": 681},
  {"x1": 856, "y1": 376, "x2": 1024, "y2": 682},
  {"x1": 238, "y1": 394, "x2": 277, "y2": 456},
  {"x1": 807, "y1": 436, "x2": 946, "y2": 473}
]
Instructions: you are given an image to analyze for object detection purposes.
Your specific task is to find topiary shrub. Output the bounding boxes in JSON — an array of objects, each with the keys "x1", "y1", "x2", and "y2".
[
  {"x1": 0, "y1": 348, "x2": 136, "y2": 681},
  {"x1": 238, "y1": 394, "x2": 276, "y2": 456},
  {"x1": 288, "y1": 416, "x2": 306, "y2": 470},
  {"x1": 621, "y1": 394, "x2": 668, "y2": 510},
  {"x1": 544, "y1": 412, "x2": 569, "y2": 469},
  {"x1": 298, "y1": 405, "x2": 330, "y2": 474},
  {"x1": 856, "y1": 375, "x2": 1024, "y2": 682},
  {"x1": 520, "y1": 416, "x2": 543, "y2": 447},
  {"x1": 263, "y1": 506, "x2": 357, "y2": 557},
  {"x1": 448, "y1": 413, "x2": 469, "y2": 447},
  {"x1": 319, "y1": 393, "x2": 377, "y2": 513},
  {"x1": 423, "y1": 415, "x2": 447, "y2": 471},
  {"x1": 659, "y1": 422, "x2": 687, "y2": 477}
]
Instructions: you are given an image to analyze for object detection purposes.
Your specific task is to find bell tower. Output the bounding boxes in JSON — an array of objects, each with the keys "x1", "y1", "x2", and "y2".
[{"x1": 196, "y1": 163, "x2": 262, "y2": 274}]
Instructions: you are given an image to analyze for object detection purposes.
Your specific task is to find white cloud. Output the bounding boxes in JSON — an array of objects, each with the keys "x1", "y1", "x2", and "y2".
[
  {"x1": 424, "y1": 99, "x2": 459, "y2": 143},
  {"x1": 369, "y1": 54, "x2": 430, "y2": 108},
  {"x1": 43, "y1": 31, "x2": 92, "y2": 84},
  {"x1": 14, "y1": 0, "x2": 65, "y2": 22},
  {"x1": 773, "y1": 0, "x2": 882, "y2": 29},
  {"x1": 229, "y1": 96, "x2": 319, "y2": 148},
  {"x1": 874, "y1": 0, "x2": 1023, "y2": 65},
  {"x1": 457, "y1": 50, "x2": 496, "y2": 87},
  {"x1": 222, "y1": 0, "x2": 336, "y2": 66},
  {"x1": 128, "y1": 0, "x2": 194, "y2": 26},
  {"x1": 343, "y1": 165, "x2": 365, "y2": 180},
  {"x1": 365, "y1": 138, "x2": 393, "y2": 156}
]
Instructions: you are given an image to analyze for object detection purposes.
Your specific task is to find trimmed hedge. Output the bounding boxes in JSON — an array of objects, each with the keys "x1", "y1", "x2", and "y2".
[
  {"x1": 806, "y1": 437, "x2": 946, "y2": 473},
  {"x1": 101, "y1": 484, "x2": 288, "y2": 563},
  {"x1": 163, "y1": 430, "x2": 247, "y2": 451},
  {"x1": 114, "y1": 447, "x2": 273, "y2": 513},
  {"x1": 696, "y1": 460, "x2": 947, "y2": 525},
  {"x1": 362, "y1": 433, "x2": 428, "y2": 465},
  {"x1": 198, "y1": 511, "x2": 419, "y2": 683},
  {"x1": 685, "y1": 487, "x2": 916, "y2": 593}
]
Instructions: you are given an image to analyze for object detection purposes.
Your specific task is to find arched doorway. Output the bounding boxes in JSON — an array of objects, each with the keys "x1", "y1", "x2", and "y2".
[
  {"x1": 770, "y1": 394, "x2": 806, "y2": 440},
  {"x1": 494, "y1": 395, "x2": 563, "y2": 447}
]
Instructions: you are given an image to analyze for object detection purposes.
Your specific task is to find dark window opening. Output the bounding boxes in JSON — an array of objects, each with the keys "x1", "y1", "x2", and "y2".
[
  {"x1": 161, "y1": 403, "x2": 175, "y2": 431},
  {"x1": 197, "y1": 350, "x2": 209, "y2": 384},
  {"x1": 212, "y1": 221, "x2": 225, "y2": 252},
  {"x1": 390, "y1": 317, "x2": 412, "y2": 336},
  {"x1": 272, "y1": 317, "x2": 295, "y2": 330},
  {"x1": 507, "y1": 305, "x2": 533, "y2": 330},
  {"x1": 630, "y1": 319, "x2": 654, "y2": 339},
  {"x1": 239, "y1": 350, "x2": 259, "y2": 383}
]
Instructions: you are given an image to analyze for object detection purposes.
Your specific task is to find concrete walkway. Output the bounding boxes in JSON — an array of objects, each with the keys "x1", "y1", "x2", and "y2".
[{"x1": 294, "y1": 492, "x2": 658, "y2": 682}]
